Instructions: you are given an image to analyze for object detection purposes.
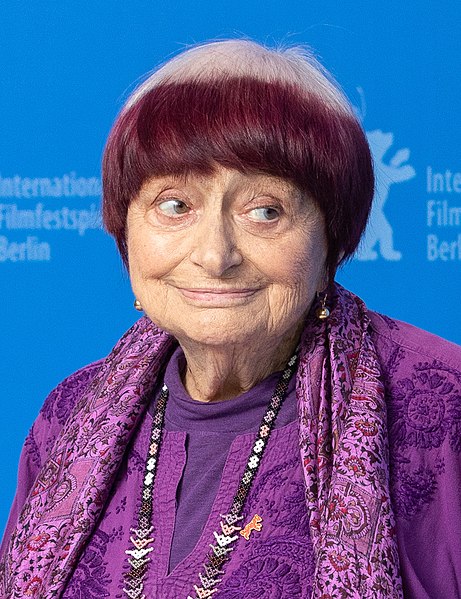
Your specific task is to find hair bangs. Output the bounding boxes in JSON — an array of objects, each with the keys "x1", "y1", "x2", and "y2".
[{"x1": 103, "y1": 70, "x2": 373, "y2": 272}]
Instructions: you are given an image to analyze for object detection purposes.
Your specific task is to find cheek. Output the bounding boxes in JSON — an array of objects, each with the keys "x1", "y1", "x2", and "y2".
[
  {"x1": 127, "y1": 225, "x2": 183, "y2": 281},
  {"x1": 269, "y1": 231, "x2": 327, "y2": 289},
  {"x1": 127, "y1": 238, "x2": 153, "y2": 284}
]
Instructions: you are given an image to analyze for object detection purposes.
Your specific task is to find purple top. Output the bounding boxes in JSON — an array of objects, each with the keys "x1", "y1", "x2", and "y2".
[{"x1": 160, "y1": 346, "x2": 298, "y2": 572}]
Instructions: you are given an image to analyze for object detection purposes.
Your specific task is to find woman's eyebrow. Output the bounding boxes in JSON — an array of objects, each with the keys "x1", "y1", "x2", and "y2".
[{"x1": 236, "y1": 175, "x2": 300, "y2": 195}]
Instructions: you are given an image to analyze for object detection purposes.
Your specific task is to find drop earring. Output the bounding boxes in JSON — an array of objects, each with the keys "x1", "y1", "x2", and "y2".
[
  {"x1": 315, "y1": 292, "x2": 330, "y2": 320},
  {"x1": 134, "y1": 299, "x2": 143, "y2": 312}
]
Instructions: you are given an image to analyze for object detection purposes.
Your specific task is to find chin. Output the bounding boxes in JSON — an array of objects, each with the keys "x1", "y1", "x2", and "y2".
[
  {"x1": 165, "y1": 313, "x2": 300, "y2": 351},
  {"x1": 177, "y1": 323, "x2": 258, "y2": 348}
]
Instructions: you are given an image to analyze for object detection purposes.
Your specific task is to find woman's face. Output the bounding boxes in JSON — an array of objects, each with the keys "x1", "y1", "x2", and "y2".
[{"x1": 126, "y1": 165, "x2": 328, "y2": 348}]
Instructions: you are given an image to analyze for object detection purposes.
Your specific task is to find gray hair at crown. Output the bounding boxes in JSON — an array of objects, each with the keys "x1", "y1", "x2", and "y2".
[{"x1": 124, "y1": 38, "x2": 354, "y2": 116}]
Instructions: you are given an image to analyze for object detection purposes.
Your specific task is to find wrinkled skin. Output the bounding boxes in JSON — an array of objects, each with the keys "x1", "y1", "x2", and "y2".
[{"x1": 127, "y1": 165, "x2": 328, "y2": 402}]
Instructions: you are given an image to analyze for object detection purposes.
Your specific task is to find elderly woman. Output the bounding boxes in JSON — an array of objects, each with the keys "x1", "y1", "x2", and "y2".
[{"x1": 1, "y1": 39, "x2": 460, "y2": 599}]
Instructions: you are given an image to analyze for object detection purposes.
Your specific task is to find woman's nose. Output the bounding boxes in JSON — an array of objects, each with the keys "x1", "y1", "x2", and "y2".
[{"x1": 189, "y1": 214, "x2": 243, "y2": 276}]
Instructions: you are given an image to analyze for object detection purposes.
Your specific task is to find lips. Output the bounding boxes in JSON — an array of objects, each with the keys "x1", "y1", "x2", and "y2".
[{"x1": 175, "y1": 287, "x2": 260, "y2": 305}]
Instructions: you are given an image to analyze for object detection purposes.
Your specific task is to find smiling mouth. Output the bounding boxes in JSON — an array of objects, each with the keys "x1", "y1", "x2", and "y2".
[{"x1": 176, "y1": 287, "x2": 261, "y2": 303}]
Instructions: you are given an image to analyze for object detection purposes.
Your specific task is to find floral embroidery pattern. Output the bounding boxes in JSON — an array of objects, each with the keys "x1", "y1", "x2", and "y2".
[
  {"x1": 40, "y1": 362, "x2": 102, "y2": 426},
  {"x1": 23, "y1": 576, "x2": 43, "y2": 596},
  {"x1": 218, "y1": 555, "x2": 303, "y2": 598},
  {"x1": 328, "y1": 549, "x2": 350, "y2": 572},
  {"x1": 26, "y1": 533, "x2": 51, "y2": 551},
  {"x1": 390, "y1": 361, "x2": 461, "y2": 451},
  {"x1": 62, "y1": 530, "x2": 114, "y2": 598},
  {"x1": 297, "y1": 287, "x2": 403, "y2": 597},
  {"x1": 243, "y1": 457, "x2": 300, "y2": 519},
  {"x1": 275, "y1": 481, "x2": 310, "y2": 536},
  {"x1": 376, "y1": 336, "x2": 461, "y2": 522},
  {"x1": 216, "y1": 451, "x2": 314, "y2": 599},
  {"x1": 391, "y1": 464, "x2": 438, "y2": 519}
]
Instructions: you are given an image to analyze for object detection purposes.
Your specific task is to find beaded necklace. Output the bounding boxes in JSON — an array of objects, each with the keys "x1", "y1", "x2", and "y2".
[{"x1": 122, "y1": 349, "x2": 299, "y2": 599}]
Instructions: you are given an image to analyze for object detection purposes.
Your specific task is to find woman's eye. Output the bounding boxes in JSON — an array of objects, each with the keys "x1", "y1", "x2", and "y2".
[
  {"x1": 157, "y1": 199, "x2": 190, "y2": 216},
  {"x1": 247, "y1": 207, "x2": 280, "y2": 222}
]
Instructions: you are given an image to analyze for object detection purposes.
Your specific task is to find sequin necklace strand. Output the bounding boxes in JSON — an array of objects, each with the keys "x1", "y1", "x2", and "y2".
[{"x1": 122, "y1": 350, "x2": 299, "y2": 599}]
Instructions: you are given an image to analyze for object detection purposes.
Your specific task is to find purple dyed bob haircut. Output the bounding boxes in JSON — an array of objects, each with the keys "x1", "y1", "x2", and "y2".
[{"x1": 102, "y1": 39, "x2": 373, "y2": 276}]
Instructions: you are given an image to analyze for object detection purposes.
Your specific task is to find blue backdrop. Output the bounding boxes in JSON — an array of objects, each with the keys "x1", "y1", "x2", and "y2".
[{"x1": 1, "y1": 0, "x2": 460, "y2": 535}]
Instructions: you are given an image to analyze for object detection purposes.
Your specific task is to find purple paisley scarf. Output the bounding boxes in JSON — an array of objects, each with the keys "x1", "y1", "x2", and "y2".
[{"x1": 0, "y1": 284, "x2": 403, "y2": 598}]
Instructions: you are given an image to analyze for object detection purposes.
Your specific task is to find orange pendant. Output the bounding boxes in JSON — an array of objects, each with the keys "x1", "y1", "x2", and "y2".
[{"x1": 240, "y1": 514, "x2": 263, "y2": 540}]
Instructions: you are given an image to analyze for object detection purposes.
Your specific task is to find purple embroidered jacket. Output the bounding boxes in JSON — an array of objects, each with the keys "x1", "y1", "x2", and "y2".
[{"x1": 1, "y1": 286, "x2": 461, "y2": 598}]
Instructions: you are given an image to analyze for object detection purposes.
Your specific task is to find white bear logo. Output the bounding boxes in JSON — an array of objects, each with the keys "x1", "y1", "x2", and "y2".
[{"x1": 356, "y1": 130, "x2": 416, "y2": 261}]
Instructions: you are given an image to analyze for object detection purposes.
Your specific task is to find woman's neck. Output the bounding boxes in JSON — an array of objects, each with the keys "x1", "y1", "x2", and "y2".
[{"x1": 178, "y1": 325, "x2": 303, "y2": 403}]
